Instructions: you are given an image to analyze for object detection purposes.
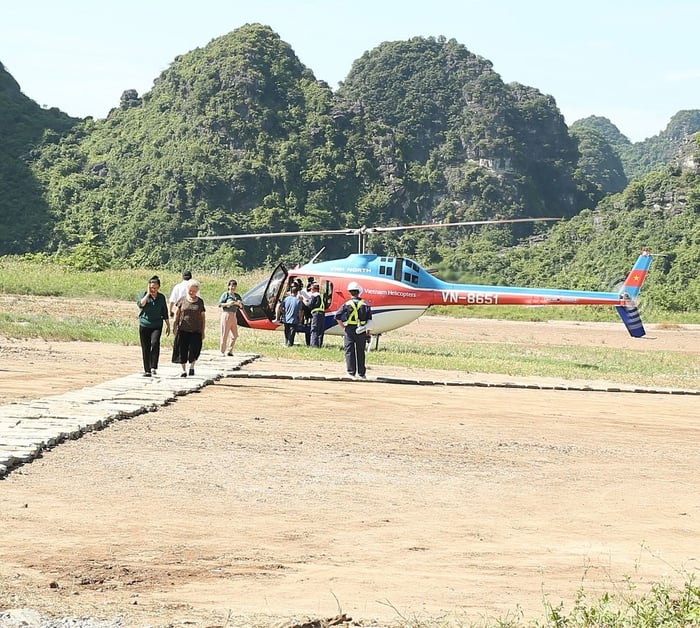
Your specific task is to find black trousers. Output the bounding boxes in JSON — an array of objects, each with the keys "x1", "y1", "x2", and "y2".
[
  {"x1": 283, "y1": 322, "x2": 297, "y2": 346},
  {"x1": 310, "y1": 312, "x2": 325, "y2": 347},
  {"x1": 172, "y1": 330, "x2": 203, "y2": 364},
  {"x1": 139, "y1": 325, "x2": 163, "y2": 373},
  {"x1": 343, "y1": 328, "x2": 367, "y2": 376}
]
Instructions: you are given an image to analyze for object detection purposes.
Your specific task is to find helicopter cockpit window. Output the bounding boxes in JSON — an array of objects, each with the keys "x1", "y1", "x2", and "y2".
[
  {"x1": 402, "y1": 259, "x2": 420, "y2": 285},
  {"x1": 379, "y1": 257, "x2": 394, "y2": 276}
]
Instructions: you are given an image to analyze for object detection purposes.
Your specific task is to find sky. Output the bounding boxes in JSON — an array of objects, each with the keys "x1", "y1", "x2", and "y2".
[{"x1": 2, "y1": 0, "x2": 698, "y2": 143}]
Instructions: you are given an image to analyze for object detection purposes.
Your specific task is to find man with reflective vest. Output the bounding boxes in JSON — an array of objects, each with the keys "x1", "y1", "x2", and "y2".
[
  {"x1": 308, "y1": 283, "x2": 325, "y2": 348},
  {"x1": 334, "y1": 281, "x2": 372, "y2": 379}
]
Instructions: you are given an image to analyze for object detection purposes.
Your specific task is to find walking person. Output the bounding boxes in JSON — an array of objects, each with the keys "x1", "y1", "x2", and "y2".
[
  {"x1": 137, "y1": 275, "x2": 170, "y2": 377},
  {"x1": 335, "y1": 281, "x2": 372, "y2": 379},
  {"x1": 171, "y1": 280, "x2": 206, "y2": 377},
  {"x1": 218, "y1": 279, "x2": 243, "y2": 356},
  {"x1": 308, "y1": 282, "x2": 325, "y2": 348},
  {"x1": 169, "y1": 270, "x2": 198, "y2": 318},
  {"x1": 279, "y1": 284, "x2": 303, "y2": 347}
]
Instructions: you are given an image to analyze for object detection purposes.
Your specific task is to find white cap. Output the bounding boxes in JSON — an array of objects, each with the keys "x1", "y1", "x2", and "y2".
[{"x1": 347, "y1": 281, "x2": 363, "y2": 294}]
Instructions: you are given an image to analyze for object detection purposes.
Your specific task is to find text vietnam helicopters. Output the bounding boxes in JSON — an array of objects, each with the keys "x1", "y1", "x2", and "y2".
[{"x1": 188, "y1": 219, "x2": 654, "y2": 347}]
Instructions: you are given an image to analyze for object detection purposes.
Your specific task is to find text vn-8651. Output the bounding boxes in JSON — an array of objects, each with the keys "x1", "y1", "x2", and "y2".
[{"x1": 440, "y1": 291, "x2": 499, "y2": 304}]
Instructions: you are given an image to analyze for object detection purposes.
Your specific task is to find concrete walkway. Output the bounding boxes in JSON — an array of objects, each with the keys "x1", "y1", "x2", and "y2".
[
  {"x1": 0, "y1": 351, "x2": 260, "y2": 479},
  {"x1": 1, "y1": 351, "x2": 698, "y2": 479}
]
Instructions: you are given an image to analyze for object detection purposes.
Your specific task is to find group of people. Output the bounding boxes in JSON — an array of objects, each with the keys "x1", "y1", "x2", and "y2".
[
  {"x1": 137, "y1": 270, "x2": 373, "y2": 381},
  {"x1": 277, "y1": 277, "x2": 326, "y2": 348},
  {"x1": 277, "y1": 276, "x2": 373, "y2": 379},
  {"x1": 136, "y1": 270, "x2": 242, "y2": 378}
]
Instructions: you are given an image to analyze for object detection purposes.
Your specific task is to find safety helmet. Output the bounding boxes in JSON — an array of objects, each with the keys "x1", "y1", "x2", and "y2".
[{"x1": 347, "y1": 281, "x2": 363, "y2": 294}]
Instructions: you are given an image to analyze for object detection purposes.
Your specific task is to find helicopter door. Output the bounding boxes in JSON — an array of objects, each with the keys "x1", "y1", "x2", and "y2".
[{"x1": 240, "y1": 263, "x2": 288, "y2": 322}]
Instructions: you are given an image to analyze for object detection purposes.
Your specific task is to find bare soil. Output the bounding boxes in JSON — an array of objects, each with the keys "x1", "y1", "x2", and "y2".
[{"x1": 1, "y1": 308, "x2": 700, "y2": 627}]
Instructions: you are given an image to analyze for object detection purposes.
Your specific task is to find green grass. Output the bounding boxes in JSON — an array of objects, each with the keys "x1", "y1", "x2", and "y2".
[
  {"x1": 0, "y1": 256, "x2": 265, "y2": 302},
  {"x1": 535, "y1": 574, "x2": 700, "y2": 628},
  {"x1": 226, "y1": 328, "x2": 699, "y2": 389},
  {"x1": 431, "y1": 303, "x2": 700, "y2": 326},
  {"x1": 0, "y1": 311, "x2": 134, "y2": 343}
]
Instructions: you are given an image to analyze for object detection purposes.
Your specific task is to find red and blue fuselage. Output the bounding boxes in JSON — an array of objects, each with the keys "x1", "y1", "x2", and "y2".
[{"x1": 240, "y1": 250, "x2": 653, "y2": 338}]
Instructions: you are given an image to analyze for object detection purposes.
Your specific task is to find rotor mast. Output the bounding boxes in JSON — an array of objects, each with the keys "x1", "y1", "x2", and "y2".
[{"x1": 357, "y1": 226, "x2": 370, "y2": 254}]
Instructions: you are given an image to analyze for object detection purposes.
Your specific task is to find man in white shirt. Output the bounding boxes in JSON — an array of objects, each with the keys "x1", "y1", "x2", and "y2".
[
  {"x1": 297, "y1": 278, "x2": 314, "y2": 346},
  {"x1": 169, "y1": 270, "x2": 193, "y2": 317}
]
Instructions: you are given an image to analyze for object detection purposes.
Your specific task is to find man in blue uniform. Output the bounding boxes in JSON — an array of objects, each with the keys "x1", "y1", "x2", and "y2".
[{"x1": 334, "y1": 281, "x2": 372, "y2": 379}]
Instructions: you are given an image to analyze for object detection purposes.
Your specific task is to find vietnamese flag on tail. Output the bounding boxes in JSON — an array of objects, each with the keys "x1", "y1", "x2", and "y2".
[{"x1": 622, "y1": 250, "x2": 653, "y2": 299}]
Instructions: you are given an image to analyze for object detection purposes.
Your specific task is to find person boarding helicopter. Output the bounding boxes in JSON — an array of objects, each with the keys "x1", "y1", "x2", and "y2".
[{"x1": 308, "y1": 282, "x2": 325, "y2": 348}]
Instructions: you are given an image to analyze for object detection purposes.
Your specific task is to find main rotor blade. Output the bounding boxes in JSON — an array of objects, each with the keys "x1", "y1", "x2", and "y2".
[
  {"x1": 185, "y1": 218, "x2": 561, "y2": 242},
  {"x1": 369, "y1": 217, "x2": 561, "y2": 234},
  {"x1": 185, "y1": 228, "x2": 355, "y2": 241}
]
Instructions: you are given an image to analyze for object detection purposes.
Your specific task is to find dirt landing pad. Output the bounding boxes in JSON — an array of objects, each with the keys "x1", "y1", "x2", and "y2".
[{"x1": 1, "y1": 318, "x2": 699, "y2": 627}]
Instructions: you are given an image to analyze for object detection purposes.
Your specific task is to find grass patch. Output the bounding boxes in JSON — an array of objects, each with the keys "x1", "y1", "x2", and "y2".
[
  {"x1": 534, "y1": 569, "x2": 700, "y2": 628},
  {"x1": 228, "y1": 329, "x2": 699, "y2": 389},
  {"x1": 0, "y1": 311, "x2": 134, "y2": 343},
  {"x1": 0, "y1": 256, "x2": 263, "y2": 302}
]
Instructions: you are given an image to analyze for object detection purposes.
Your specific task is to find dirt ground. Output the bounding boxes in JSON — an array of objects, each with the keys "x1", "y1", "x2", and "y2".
[{"x1": 1, "y1": 312, "x2": 700, "y2": 627}]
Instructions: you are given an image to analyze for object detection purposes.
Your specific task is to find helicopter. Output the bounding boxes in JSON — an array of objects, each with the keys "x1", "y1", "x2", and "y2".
[{"x1": 188, "y1": 219, "x2": 654, "y2": 348}]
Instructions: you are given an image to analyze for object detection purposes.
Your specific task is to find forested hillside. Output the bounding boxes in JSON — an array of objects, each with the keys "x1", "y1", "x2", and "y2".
[
  {"x1": 0, "y1": 62, "x2": 77, "y2": 253},
  {"x1": 572, "y1": 110, "x2": 700, "y2": 180},
  {"x1": 21, "y1": 27, "x2": 595, "y2": 270},
  {"x1": 1, "y1": 24, "x2": 699, "y2": 311},
  {"x1": 436, "y1": 156, "x2": 700, "y2": 311}
]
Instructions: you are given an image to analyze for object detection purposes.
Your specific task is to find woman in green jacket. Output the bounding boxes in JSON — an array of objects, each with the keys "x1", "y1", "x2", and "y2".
[{"x1": 137, "y1": 275, "x2": 170, "y2": 377}]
